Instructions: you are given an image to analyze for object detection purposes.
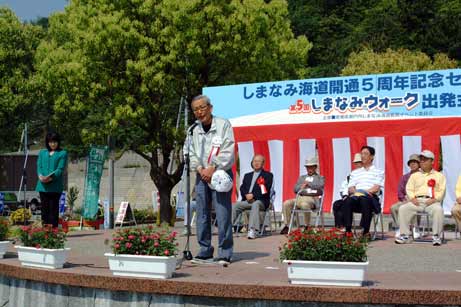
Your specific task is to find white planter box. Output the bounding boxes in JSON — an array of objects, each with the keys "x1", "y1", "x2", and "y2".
[
  {"x1": 15, "y1": 246, "x2": 70, "y2": 269},
  {"x1": 283, "y1": 259, "x2": 368, "y2": 287},
  {"x1": 0, "y1": 241, "x2": 10, "y2": 258},
  {"x1": 105, "y1": 253, "x2": 177, "y2": 279}
]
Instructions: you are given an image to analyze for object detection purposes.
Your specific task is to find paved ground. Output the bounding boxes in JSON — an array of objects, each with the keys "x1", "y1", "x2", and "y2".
[{"x1": 2, "y1": 217, "x2": 461, "y2": 292}]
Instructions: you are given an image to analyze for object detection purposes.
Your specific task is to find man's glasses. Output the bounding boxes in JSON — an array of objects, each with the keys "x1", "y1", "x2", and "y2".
[{"x1": 192, "y1": 104, "x2": 209, "y2": 113}]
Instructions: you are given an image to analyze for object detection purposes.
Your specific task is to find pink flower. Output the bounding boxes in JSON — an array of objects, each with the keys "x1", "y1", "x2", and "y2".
[
  {"x1": 125, "y1": 242, "x2": 132, "y2": 248},
  {"x1": 35, "y1": 244, "x2": 41, "y2": 249},
  {"x1": 164, "y1": 250, "x2": 170, "y2": 256},
  {"x1": 128, "y1": 235, "x2": 135, "y2": 240},
  {"x1": 154, "y1": 242, "x2": 159, "y2": 247},
  {"x1": 114, "y1": 243, "x2": 120, "y2": 249}
]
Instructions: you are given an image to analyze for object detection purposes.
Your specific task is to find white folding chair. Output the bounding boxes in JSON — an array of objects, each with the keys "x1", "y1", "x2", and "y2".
[{"x1": 288, "y1": 190, "x2": 324, "y2": 234}]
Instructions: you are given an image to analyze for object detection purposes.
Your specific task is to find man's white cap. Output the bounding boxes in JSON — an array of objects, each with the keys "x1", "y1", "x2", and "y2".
[
  {"x1": 209, "y1": 170, "x2": 233, "y2": 192},
  {"x1": 420, "y1": 150, "x2": 435, "y2": 160},
  {"x1": 304, "y1": 156, "x2": 318, "y2": 166},
  {"x1": 352, "y1": 153, "x2": 362, "y2": 163}
]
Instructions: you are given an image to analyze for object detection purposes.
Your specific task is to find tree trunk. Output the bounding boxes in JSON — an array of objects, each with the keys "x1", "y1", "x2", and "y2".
[{"x1": 158, "y1": 187, "x2": 173, "y2": 225}]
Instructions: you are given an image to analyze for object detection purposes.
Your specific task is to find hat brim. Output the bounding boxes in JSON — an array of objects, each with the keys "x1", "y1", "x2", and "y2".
[{"x1": 419, "y1": 155, "x2": 434, "y2": 159}]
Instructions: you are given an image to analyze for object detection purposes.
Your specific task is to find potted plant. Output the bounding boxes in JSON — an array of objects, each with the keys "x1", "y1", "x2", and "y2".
[
  {"x1": 0, "y1": 218, "x2": 10, "y2": 258},
  {"x1": 105, "y1": 225, "x2": 178, "y2": 279},
  {"x1": 280, "y1": 228, "x2": 369, "y2": 286},
  {"x1": 15, "y1": 224, "x2": 69, "y2": 269}
]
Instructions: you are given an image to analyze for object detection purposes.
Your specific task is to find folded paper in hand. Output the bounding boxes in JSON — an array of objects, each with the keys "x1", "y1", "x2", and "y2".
[{"x1": 353, "y1": 189, "x2": 370, "y2": 197}]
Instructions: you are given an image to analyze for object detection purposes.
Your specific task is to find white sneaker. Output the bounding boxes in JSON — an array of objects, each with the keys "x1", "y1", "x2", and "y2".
[
  {"x1": 247, "y1": 228, "x2": 257, "y2": 239},
  {"x1": 395, "y1": 235, "x2": 411, "y2": 244},
  {"x1": 432, "y1": 235, "x2": 442, "y2": 246},
  {"x1": 394, "y1": 229, "x2": 400, "y2": 238},
  {"x1": 412, "y1": 228, "x2": 421, "y2": 239}
]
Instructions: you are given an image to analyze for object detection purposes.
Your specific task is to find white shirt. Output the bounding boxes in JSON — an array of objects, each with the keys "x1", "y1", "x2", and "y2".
[{"x1": 348, "y1": 165, "x2": 384, "y2": 191}]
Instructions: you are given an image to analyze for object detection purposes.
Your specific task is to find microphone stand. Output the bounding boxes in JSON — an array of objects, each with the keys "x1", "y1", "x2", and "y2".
[{"x1": 182, "y1": 122, "x2": 198, "y2": 261}]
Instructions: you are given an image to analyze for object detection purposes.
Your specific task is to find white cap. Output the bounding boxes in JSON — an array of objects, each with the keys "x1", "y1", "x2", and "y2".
[
  {"x1": 304, "y1": 156, "x2": 318, "y2": 166},
  {"x1": 209, "y1": 170, "x2": 233, "y2": 192},
  {"x1": 420, "y1": 150, "x2": 435, "y2": 160}
]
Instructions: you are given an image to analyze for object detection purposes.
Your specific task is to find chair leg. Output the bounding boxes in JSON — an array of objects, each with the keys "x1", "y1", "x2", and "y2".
[{"x1": 288, "y1": 208, "x2": 296, "y2": 234}]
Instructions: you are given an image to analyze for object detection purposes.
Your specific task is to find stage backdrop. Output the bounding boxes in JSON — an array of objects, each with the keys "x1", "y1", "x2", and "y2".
[{"x1": 203, "y1": 69, "x2": 461, "y2": 215}]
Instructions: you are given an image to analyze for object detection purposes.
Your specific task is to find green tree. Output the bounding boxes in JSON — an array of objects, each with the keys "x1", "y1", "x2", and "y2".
[
  {"x1": 35, "y1": 0, "x2": 311, "y2": 223},
  {"x1": 288, "y1": 0, "x2": 461, "y2": 77},
  {"x1": 0, "y1": 8, "x2": 45, "y2": 152},
  {"x1": 341, "y1": 48, "x2": 457, "y2": 76}
]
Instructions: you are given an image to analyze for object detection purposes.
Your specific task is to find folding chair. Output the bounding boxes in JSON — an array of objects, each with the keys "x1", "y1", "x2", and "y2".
[
  {"x1": 413, "y1": 210, "x2": 445, "y2": 243},
  {"x1": 288, "y1": 191, "x2": 324, "y2": 234},
  {"x1": 234, "y1": 184, "x2": 276, "y2": 236},
  {"x1": 452, "y1": 213, "x2": 460, "y2": 239}
]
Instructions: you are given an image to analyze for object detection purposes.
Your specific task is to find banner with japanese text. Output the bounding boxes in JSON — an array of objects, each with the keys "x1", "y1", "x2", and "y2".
[
  {"x1": 82, "y1": 145, "x2": 107, "y2": 219},
  {"x1": 204, "y1": 68, "x2": 461, "y2": 126},
  {"x1": 203, "y1": 69, "x2": 461, "y2": 215}
]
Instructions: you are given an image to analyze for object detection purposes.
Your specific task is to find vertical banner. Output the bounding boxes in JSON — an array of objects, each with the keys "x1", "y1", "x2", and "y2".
[
  {"x1": 103, "y1": 199, "x2": 110, "y2": 229},
  {"x1": 0, "y1": 193, "x2": 4, "y2": 214},
  {"x1": 59, "y1": 192, "x2": 66, "y2": 216},
  {"x1": 176, "y1": 192, "x2": 185, "y2": 218},
  {"x1": 82, "y1": 145, "x2": 108, "y2": 219}
]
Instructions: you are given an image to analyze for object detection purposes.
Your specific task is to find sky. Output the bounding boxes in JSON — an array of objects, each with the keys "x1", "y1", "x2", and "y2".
[{"x1": 0, "y1": 0, "x2": 67, "y2": 22}]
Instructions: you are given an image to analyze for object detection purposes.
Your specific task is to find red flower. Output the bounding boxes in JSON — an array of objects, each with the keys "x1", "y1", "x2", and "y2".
[
  {"x1": 164, "y1": 250, "x2": 170, "y2": 256},
  {"x1": 125, "y1": 242, "x2": 132, "y2": 248},
  {"x1": 428, "y1": 179, "x2": 436, "y2": 187},
  {"x1": 35, "y1": 244, "x2": 41, "y2": 249},
  {"x1": 128, "y1": 235, "x2": 135, "y2": 240},
  {"x1": 256, "y1": 177, "x2": 265, "y2": 185},
  {"x1": 114, "y1": 243, "x2": 120, "y2": 249},
  {"x1": 154, "y1": 242, "x2": 159, "y2": 247}
]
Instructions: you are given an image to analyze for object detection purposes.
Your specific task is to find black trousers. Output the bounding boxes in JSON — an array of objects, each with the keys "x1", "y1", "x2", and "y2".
[
  {"x1": 342, "y1": 196, "x2": 376, "y2": 234},
  {"x1": 39, "y1": 192, "x2": 61, "y2": 228},
  {"x1": 332, "y1": 199, "x2": 346, "y2": 227}
]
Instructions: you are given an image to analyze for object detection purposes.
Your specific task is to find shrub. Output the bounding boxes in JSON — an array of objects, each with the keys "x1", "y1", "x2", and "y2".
[
  {"x1": 0, "y1": 219, "x2": 9, "y2": 241},
  {"x1": 280, "y1": 228, "x2": 368, "y2": 262},
  {"x1": 109, "y1": 225, "x2": 177, "y2": 257},
  {"x1": 18, "y1": 225, "x2": 67, "y2": 249},
  {"x1": 9, "y1": 208, "x2": 31, "y2": 225}
]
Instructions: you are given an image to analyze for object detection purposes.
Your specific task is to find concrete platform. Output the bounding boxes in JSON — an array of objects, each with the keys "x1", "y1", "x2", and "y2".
[{"x1": 0, "y1": 223, "x2": 460, "y2": 306}]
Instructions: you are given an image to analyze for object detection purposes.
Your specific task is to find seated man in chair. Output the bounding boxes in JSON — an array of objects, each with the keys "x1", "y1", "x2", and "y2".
[
  {"x1": 232, "y1": 154, "x2": 273, "y2": 239},
  {"x1": 280, "y1": 156, "x2": 325, "y2": 235},
  {"x1": 342, "y1": 146, "x2": 384, "y2": 238},
  {"x1": 395, "y1": 150, "x2": 446, "y2": 246},
  {"x1": 333, "y1": 153, "x2": 362, "y2": 228}
]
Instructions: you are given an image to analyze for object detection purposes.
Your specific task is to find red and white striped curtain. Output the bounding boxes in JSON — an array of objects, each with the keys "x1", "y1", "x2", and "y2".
[{"x1": 232, "y1": 117, "x2": 461, "y2": 215}]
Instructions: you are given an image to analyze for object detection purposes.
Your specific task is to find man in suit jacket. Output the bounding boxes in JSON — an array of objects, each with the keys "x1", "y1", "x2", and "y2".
[{"x1": 232, "y1": 154, "x2": 273, "y2": 239}]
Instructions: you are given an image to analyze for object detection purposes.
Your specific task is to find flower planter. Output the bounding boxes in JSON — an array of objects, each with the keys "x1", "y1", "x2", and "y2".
[
  {"x1": 0, "y1": 241, "x2": 10, "y2": 258},
  {"x1": 15, "y1": 246, "x2": 70, "y2": 269},
  {"x1": 105, "y1": 253, "x2": 177, "y2": 279},
  {"x1": 60, "y1": 219, "x2": 104, "y2": 231},
  {"x1": 283, "y1": 260, "x2": 368, "y2": 287}
]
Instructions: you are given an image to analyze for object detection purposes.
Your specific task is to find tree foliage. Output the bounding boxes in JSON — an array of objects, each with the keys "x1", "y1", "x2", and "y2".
[
  {"x1": 288, "y1": 0, "x2": 461, "y2": 77},
  {"x1": 0, "y1": 8, "x2": 45, "y2": 152},
  {"x1": 341, "y1": 48, "x2": 457, "y2": 76},
  {"x1": 34, "y1": 0, "x2": 311, "y2": 223}
]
